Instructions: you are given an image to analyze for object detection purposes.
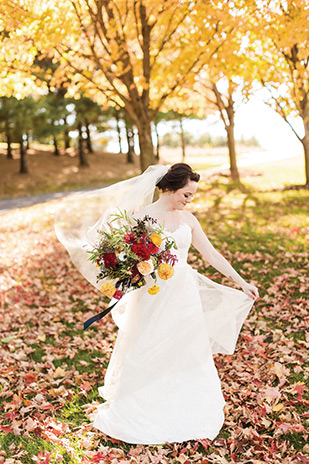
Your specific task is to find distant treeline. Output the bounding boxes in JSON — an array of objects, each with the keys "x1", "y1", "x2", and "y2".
[{"x1": 161, "y1": 132, "x2": 260, "y2": 149}]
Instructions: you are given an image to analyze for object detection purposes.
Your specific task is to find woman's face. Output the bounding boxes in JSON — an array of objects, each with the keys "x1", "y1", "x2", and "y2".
[{"x1": 167, "y1": 180, "x2": 198, "y2": 210}]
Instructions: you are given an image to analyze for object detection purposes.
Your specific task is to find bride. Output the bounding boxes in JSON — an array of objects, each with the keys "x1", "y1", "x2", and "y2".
[
  {"x1": 134, "y1": 164, "x2": 257, "y2": 300},
  {"x1": 55, "y1": 162, "x2": 258, "y2": 445}
]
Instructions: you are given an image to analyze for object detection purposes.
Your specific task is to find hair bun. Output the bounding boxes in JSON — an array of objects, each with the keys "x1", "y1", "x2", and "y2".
[{"x1": 156, "y1": 163, "x2": 200, "y2": 192}]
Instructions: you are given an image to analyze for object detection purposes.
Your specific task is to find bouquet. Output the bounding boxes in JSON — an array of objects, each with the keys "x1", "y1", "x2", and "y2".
[{"x1": 84, "y1": 210, "x2": 178, "y2": 329}]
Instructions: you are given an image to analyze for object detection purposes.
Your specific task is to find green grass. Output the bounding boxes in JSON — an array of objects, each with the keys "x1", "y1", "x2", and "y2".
[
  {"x1": 0, "y1": 435, "x2": 54, "y2": 463},
  {"x1": 52, "y1": 349, "x2": 108, "y2": 373}
]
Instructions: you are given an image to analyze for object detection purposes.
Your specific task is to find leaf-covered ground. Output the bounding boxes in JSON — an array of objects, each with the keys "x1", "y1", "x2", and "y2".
[{"x1": 0, "y1": 169, "x2": 308, "y2": 464}]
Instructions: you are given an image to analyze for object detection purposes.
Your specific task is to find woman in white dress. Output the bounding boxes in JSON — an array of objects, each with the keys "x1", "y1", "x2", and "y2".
[{"x1": 89, "y1": 163, "x2": 259, "y2": 444}]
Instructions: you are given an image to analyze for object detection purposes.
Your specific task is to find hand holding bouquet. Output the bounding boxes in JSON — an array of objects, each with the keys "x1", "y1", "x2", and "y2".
[{"x1": 84, "y1": 210, "x2": 178, "y2": 328}]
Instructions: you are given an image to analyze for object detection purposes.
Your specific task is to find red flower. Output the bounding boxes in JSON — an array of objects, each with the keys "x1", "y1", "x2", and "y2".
[
  {"x1": 147, "y1": 242, "x2": 159, "y2": 254},
  {"x1": 124, "y1": 232, "x2": 136, "y2": 244},
  {"x1": 159, "y1": 250, "x2": 178, "y2": 266},
  {"x1": 113, "y1": 289, "x2": 122, "y2": 300},
  {"x1": 103, "y1": 253, "x2": 118, "y2": 268},
  {"x1": 131, "y1": 243, "x2": 150, "y2": 260}
]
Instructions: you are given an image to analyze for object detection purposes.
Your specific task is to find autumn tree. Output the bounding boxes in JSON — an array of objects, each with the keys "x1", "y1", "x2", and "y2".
[
  {"x1": 247, "y1": 0, "x2": 309, "y2": 186},
  {"x1": 0, "y1": 1, "x2": 40, "y2": 99},
  {"x1": 191, "y1": 8, "x2": 255, "y2": 181},
  {"x1": 194, "y1": 75, "x2": 245, "y2": 180},
  {"x1": 0, "y1": 97, "x2": 15, "y2": 158},
  {"x1": 1, "y1": 0, "x2": 234, "y2": 172}
]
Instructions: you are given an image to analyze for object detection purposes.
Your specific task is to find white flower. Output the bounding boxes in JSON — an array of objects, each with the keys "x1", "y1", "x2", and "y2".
[
  {"x1": 146, "y1": 259, "x2": 154, "y2": 274},
  {"x1": 137, "y1": 259, "x2": 154, "y2": 275}
]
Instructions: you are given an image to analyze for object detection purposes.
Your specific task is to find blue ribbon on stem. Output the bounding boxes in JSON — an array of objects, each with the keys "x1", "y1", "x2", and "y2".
[
  {"x1": 83, "y1": 278, "x2": 130, "y2": 330},
  {"x1": 83, "y1": 300, "x2": 120, "y2": 330}
]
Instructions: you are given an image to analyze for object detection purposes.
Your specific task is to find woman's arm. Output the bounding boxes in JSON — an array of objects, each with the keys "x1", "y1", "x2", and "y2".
[{"x1": 187, "y1": 212, "x2": 259, "y2": 300}]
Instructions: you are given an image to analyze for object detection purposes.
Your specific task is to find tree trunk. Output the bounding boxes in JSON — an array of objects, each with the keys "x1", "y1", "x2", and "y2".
[
  {"x1": 64, "y1": 128, "x2": 71, "y2": 150},
  {"x1": 125, "y1": 119, "x2": 135, "y2": 163},
  {"x1": 136, "y1": 119, "x2": 155, "y2": 172},
  {"x1": 53, "y1": 136, "x2": 60, "y2": 156},
  {"x1": 212, "y1": 81, "x2": 240, "y2": 180},
  {"x1": 78, "y1": 123, "x2": 89, "y2": 167},
  {"x1": 225, "y1": 99, "x2": 239, "y2": 180},
  {"x1": 85, "y1": 119, "x2": 94, "y2": 153},
  {"x1": 154, "y1": 121, "x2": 160, "y2": 160},
  {"x1": 19, "y1": 137, "x2": 28, "y2": 174},
  {"x1": 26, "y1": 133, "x2": 30, "y2": 150},
  {"x1": 179, "y1": 117, "x2": 186, "y2": 162},
  {"x1": 115, "y1": 112, "x2": 122, "y2": 153},
  {"x1": 6, "y1": 131, "x2": 12, "y2": 159},
  {"x1": 226, "y1": 124, "x2": 239, "y2": 180},
  {"x1": 301, "y1": 136, "x2": 309, "y2": 186}
]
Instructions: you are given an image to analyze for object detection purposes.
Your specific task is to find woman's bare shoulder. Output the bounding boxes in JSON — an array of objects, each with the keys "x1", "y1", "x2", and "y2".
[{"x1": 181, "y1": 211, "x2": 201, "y2": 230}]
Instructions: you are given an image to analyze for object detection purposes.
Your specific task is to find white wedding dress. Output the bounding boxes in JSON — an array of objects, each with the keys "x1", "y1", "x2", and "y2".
[{"x1": 93, "y1": 222, "x2": 254, "y2": 444}]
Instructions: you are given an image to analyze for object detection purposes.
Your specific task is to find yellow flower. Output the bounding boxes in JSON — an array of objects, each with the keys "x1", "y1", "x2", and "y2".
[
  {"x1": 137, "y1": 260, "x2": 154, "y2": 275},
  {"x1": 95, "y1": 262, "x2": 100, "y2": 268},
  {"x1": 100, "y1": 282, "x2": 116, "y2": 297},
  {"x1": 150, "y1": 233, "x2": 162, "y2": 247},
  {"x1": 148, "y1": 285, "x2": 160, "y2": 295},
  {"x1": 158, "y1": 263, "x2": 174, "y2": 280}
]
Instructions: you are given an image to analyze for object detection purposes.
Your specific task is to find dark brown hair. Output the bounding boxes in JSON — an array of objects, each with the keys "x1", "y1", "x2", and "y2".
[{"x1": 156, "y1": 163, "x2": 200, "y2": 192}]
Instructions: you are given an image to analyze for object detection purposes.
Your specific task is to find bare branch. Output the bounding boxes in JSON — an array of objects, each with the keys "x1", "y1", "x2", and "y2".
[{"x1": 260, "y1": 78, "x2": 302, "y2": 142}]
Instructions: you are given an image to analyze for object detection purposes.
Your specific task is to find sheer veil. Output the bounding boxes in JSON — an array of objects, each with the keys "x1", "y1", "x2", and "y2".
[{"x1": 55, "y1": 164, "x2": 170, "y2": 291}]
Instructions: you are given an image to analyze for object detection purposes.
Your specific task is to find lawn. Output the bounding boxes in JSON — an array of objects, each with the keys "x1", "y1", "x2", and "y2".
[
  {"x1": 0, "y1": 144, "x2": 141, "y2": 199},
  {"x1": 0, "y1": 157, "x2": 308, "y2": 464},
  {"x1": 0, "y1": 143, "x2": 264, "y2": 199}
]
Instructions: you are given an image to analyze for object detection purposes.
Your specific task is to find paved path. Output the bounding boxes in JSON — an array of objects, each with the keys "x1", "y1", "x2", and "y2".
[
  {"x1": 0, "y1": 186, "x2": 104, "y2": 214},
  {"x1": 206, "y1": 150, "x2": 298, "y2": 172}
]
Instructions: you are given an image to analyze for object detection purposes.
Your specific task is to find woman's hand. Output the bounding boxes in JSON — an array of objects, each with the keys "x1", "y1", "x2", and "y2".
[{"x1": 241, "y1": 282, "x2": 259, "y2": 300}]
